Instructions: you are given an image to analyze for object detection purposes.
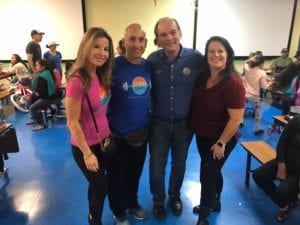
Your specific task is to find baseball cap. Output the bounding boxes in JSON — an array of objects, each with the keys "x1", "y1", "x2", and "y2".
[
  {"x1": 31, "y1": 29, "x2": 45, "y2": 37},
  {"x1": 46, "y1": 41, "x2": 59, "y2": 48}
]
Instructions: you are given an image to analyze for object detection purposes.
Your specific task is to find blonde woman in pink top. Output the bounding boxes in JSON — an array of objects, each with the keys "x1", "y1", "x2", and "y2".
[
  {"x1": 243, "y1": 54, "x2": 271, "y2": 135},
  {"x1": 65, "y1": 27, "x2": 114, "y2": 225}
]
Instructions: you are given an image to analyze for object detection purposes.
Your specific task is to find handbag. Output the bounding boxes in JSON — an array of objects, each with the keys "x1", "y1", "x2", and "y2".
[
  {"x1": 0, "y1": 125, "x2": 19, "y2": 153},
  {"x1": 123, "y1": 127, "x2": 148, "y2": 148},
  {"x1": 86, "y1": 94, "x2": 117, "y2": 158}
]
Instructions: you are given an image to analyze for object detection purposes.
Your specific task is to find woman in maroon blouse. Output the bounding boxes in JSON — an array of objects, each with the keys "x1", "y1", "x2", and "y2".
[{"x1": 191, "y1": 36, "x2": 245, "y2": 225}]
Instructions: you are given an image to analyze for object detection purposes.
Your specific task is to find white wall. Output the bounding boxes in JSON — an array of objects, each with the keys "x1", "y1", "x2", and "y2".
[
  {"x1": 196, "y1": 0, "x2": 294, "y2": 56},
  {"x1": 0, "y1": 0, "x2": 84, "y2": 60}
]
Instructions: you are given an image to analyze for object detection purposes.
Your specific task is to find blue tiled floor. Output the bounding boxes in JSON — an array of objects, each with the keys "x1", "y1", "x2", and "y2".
[{"x1": 0, "y1": 102, "x2": 299, "y2": 225}]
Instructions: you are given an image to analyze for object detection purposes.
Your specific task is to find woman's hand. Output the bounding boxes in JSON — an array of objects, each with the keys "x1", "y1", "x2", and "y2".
[
  {"x1": 83, "y1": 152, "x2": 99, "y2": 172},
  {"x1": 211, "y1": 144, "x2": 225, "y2": 160}
]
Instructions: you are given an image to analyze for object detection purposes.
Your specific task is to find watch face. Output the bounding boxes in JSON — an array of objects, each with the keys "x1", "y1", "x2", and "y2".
[{"x1": 217, "y1": 141, "x2": 223, "y2": 148}]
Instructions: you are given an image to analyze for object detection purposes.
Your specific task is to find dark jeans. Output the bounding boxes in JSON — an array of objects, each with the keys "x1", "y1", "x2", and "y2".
[
  {"x1": 107, "y1": 138, "x2": 147, "y2": 218},
  {"x1": 149, "y1": 118, "x2": 193, "y2": 205},
  {"x1": 253, "y1": 159, "x2": 299, "y2": 208},
  {"x1": 196, "y1": 136, "x2": 237, "y2": 217},
  {"x1": 72, "y1": 144, "x2": 108, "y2": 225},
  {"x1": 29, "y1": 98, "x2": 52, "y2": 125}
]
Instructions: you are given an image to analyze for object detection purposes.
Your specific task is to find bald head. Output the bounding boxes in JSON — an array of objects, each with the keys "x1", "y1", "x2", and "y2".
[
  {"x1": 124, "y1": 23, "x2": 146, "y2": 37},
  {"x1": 122, "y1": 23, "x2": 147, "y2": 64}
]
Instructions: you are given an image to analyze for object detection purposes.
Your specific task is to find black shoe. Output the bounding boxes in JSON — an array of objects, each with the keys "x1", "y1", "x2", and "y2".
[
  {"x1": 254, "y1": 129, "x2": 264, "y2": 136},
  {"x1": 169, "y1": 197, "x2": 182, "y2": 214},
  {"x1": 153, "y1": 204, "x2": 166, "y2": 220},
  {"x1": 192, "y1": 203, "x2": 221, "y2": 213}
]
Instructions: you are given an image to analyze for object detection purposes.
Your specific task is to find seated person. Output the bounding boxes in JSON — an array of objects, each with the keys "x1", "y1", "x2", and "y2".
[
  {"x1": 253, "y1": 115, "x2": 300, "y2": 222},
  {"x1": 243, "y1": 53, "x2": 271, "y2": 135},
  {"x1": 26, "y1": 59, "x2": 55, "y2": 131},
  {"x1": 8, "y1": 54, "x2": 29, "y2": 84},
  {"x1": 271, "y1": 60, "x2": 300, "y2": 114},
  {"x1": 271, "y1": 48, "x2": 293, "y2": 74}
]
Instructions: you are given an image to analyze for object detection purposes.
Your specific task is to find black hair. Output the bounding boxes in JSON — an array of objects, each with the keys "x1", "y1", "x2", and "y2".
[
  {"x1": 248, "y1": 54, "x2": 265, "y2": 68},
  {"x1": 199, "y1": 36, "x2": 236, "y2": 82}
]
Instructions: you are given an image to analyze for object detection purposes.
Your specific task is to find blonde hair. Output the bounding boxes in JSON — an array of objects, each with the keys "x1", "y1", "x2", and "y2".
[{"x1": 68, "y1": 27, "x2": 114, "y2": 93}]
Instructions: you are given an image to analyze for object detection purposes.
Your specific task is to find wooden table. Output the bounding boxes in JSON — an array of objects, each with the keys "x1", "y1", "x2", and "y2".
[
  {"x1": 240, "y1": 141, "x2": 276, "y2": 185},
  {"x1": 273, "y1": 115, "x2": 289, "y2": 127},
  {"x1": 0, "y1": 90, "x2": 10, "y2": 100}
]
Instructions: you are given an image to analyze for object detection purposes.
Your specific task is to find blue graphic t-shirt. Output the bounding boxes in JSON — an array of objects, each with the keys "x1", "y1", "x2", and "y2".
[{"x1": 107, "y1": 56, "x2": 151, "y2": 135}]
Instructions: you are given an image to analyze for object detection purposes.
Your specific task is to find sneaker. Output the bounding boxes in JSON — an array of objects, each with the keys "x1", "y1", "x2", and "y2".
[
  {"x1": 127, "y1": 207, "x2": 147, "y2": 220},
  {"x1": 169, "y1": 197, "x2": 183, "y2": 214},
  {"x1": 116, "y1": 217, "x2": 130, "y2": 225},
  {"x1": 153, "y1": 204, "x2": 166, "y2": 220},
  {"x1": 276, "y1": 202, "x2": 297, "y2": 222},
  {"x1": 254, "y1": 129, "x2": 264, "y2": 136}
]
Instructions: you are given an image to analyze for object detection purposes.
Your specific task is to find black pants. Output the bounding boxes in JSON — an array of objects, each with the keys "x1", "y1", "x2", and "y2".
[
  {"x1": 72, "y1": 144, "x2": 108, "y2": 225},
  {"x1": 196, "y1": 136, "x2": 237, "y2": 218},
  {"x1": 253, "y1": 159, "x2": 299, "y2": 208},
  {"x1": 107, "y1": 138, "x2": 147, "y2": 218}
]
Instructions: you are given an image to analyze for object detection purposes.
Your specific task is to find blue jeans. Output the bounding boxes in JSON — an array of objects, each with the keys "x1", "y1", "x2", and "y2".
[
  {"x1": 29, "y1": 98, "x2": 52, "y2": 125},
  {"x1": 149, "y1": 118, "x2": 193, "y2": 205}
]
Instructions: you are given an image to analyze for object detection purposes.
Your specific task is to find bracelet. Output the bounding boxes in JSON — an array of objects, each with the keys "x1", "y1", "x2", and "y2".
[{"x1": 83, "y1": 152, "x2": 93, "y2": 159}]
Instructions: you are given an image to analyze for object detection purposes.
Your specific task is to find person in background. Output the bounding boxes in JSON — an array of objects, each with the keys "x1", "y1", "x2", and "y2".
[
  {"x1": 25, "y1": 59, "x2": 55, "y2": 131},
  {"x1": 48, "y1": 60, "x2": 62, "y2": 90},
  {"x1": 292, "y1": 50, "x2": 300, "y2": 62},
  {"x1": 191, "y1": 36, "x2": 245, "y2": 225},
  {"x1": 147, "y1": 17, "x2": 203, "y2": 220},
  {"x1": 271, "y1": 48, "x2": 293, "y2": 74},
  {"x1": 65, "y1": 27, "x2": 114, "y2": 225},
  {"x1": 271, "y1": 59, "x2": 300, "y2": 114},
  {"x1": 26, "y1": 29, "x2": 44, "y2": 75},
  {"x1": 243, "y1": 53, "x2": 271, "y2": 135},
  {"x1": 8, "y1": 54, "x2": 29, "y2": 75},
  {"x1": 253, "y1": 115, "x2": 300, "y2": 222},
  {"x1": 116, "y1": 39, "x2": 126, "y2": 56},
  {"x1": 43, "y1": 41, "x2": 63, "y2": 75},
  {"x1": 107, "y1": 23, "x2": 151, "y2": 225},
  {"x1": 8, "y1": 54, "x2": 29, "y2": 84}
]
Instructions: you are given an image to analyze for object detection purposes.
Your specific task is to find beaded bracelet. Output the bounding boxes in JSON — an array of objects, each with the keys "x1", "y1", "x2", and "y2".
[{"x1": 83, "y1": 152, "x2": 93, "y2": 159}]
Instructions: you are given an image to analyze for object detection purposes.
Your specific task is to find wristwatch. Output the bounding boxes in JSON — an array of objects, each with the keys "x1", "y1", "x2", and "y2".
[{"x1": 216, "y1": 140, "x2": 226, "y2": 149}]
